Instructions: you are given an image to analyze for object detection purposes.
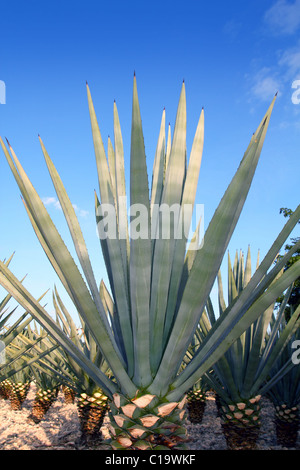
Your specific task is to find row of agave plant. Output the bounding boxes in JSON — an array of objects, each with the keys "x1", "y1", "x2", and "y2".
[
  {"x1": 184, "y1": 246, "x2": 300, "y2": 449},
  {"x1": 1, "y1": 249, "x2": 300, "y2": 449},
  {"x1": 0, "y1": 75, "x2": 299, "y2": 450},
  {"x1": 0, "y1": 296, "x2": 109, "y2": 441}
]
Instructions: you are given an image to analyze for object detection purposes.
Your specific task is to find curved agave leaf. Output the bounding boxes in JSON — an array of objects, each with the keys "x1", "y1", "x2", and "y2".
[
  {"x1": 150, "y1": 108, "x2": 166, "y2": 219},
  {"x1": 163, "y1": 107, "x2": 204, "y2": 345},
  {"x1": 87, "y1": 87, "x2": 134, "y2": 372},
  {"x1": 149, "y1": 82, "x2": 187, "y2": 372},
  {"x1": 113, "y1": 101, "x2": 130, "y2": 277},
  {"x1": 129, "y1": 77, "x2": 152, "y2": 386}
]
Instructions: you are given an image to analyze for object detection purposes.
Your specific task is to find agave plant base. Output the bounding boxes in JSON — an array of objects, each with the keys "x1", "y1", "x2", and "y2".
[
  {"x1": 221, "y1": 421, "x2": 260, "y2": 450},
  {"x1": 28, "y1": 388, "x2": 59, "y2": 423},
  {"x1": 275, "y1": 419, "x2": 299, "y2": 448},
  {"x1": 274, "y1": 404, "x2": 299, "y2": 448},
  {"x1": 186, "y1": 390, "x2": 206, "y2": 424},
  {"x1": 218, "y1": 395, "x2": 261, "y2": 450},
  {"x1": 10, "y1": 382, "x2": 31, "y2": 411},
  {"x1": 107, "y1": 392, "x2": 188, "y2": 450},
  {"x1": 62, "y1": 385, "x2": 76, "y2": 404},
  {"x1": 77, "y1": 392, "x2": 109, "y2": 442},
  {"x1": 0, "y1": 379, "x2": 12, "y2": 400}
]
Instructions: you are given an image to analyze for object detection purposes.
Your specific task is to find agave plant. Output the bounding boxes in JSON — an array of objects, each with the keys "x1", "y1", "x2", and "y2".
[
  {"x1": 28, "y1": 367, "x2": 60, "y2": 423},
  {"x1": 0, "y1": 76, "x2": 300, "y2": 450},
  {"x1": 197, "y1": 248, "x2": 300, "y2": 449},
  {"x1": 18, "y1": 324, "x2": 62, "y2": 423},
  {"x1": 14, "y1": 324, "x2": 79, "y2": 419},
  {"x1": 180, "y1": 328, "x2": 211, "y2": 424},
  {"x1": 276, "y1": 208, "x2": 300, "y2": 322},
  {"x1": 8, "y1": 367, "x2": 32, "y2": 410},
  {"x1": 61, "y1": 384, "x2": 75, "y2": 404},
  {"x1": 186, "y1": 378, "x2": 210, "y2": 424},
  {"x1": 0, "y1": 321, "x2": 57, "y2": 410},
  {"x1": 266, "y1": 313, "x2": 300, "y2": 447},
  {"x1": 0, "y1": 300, "x2": 35, "y2": 400},
  {"x1": 53, "y1": 287, "x2": 109, "y2": 442}
]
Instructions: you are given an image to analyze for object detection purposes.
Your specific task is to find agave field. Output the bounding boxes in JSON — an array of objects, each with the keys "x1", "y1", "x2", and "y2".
[
  {"x1": 0, "y1": 76, "x2": 299, "y2": 451},
  {"x1": 0, "y1": 381, "x2": 298, "y2": 451}
]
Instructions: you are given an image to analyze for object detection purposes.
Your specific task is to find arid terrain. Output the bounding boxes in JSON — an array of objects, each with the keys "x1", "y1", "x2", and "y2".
[{"x1": 0, "y1": 383, "x2": 298, "y2": 451}]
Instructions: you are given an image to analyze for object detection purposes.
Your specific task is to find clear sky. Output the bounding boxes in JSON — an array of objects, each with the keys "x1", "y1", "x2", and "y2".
[{"x1": 0, "y1": 0, "x2": 299, "y2": 322}]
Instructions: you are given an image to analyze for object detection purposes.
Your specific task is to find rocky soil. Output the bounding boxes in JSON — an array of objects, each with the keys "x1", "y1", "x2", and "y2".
[{"x1": 0, "y1": 383, "x2": 298, "y2": 451}]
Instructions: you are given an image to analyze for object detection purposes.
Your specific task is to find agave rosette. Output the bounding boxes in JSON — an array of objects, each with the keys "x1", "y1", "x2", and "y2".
[{"x1": 0, "y1": 76, "x2": 299, "y2": 449}]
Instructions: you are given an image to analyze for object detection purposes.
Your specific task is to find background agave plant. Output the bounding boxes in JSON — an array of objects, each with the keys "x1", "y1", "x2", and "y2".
[
  {"x1": 0, "y1": 76, "x2": 300, "y2": 450},
  {"x1": 266, "y1": 313, "x2": 300, "y2": 448},
  {"x1": 185, "y1": 378, "x2": 210, "y2": 424},
  {"x1": 28, "y1": 365, "x2": 60, "y2": 423},
  {"x1": 0, "y1": 282, "x2": 39, "y2": 402},
  {"x1": 0, "y1": 317, "x2": 59, "y2": 408},
  {"x1": 198, "y1": 248, "x2": 300, "y2": 449},
  {"x1": 0, "y1": 254, "x2": 26, "y2": 339},
  {"x1": 180, "y1": 323, "x2": 211, "y2": 424},
  {"x1": 53, "y1": 287, "x2": 110, "y2": 442},
  {"x1": 0, "y1": 315, "x2": 32, "y2": 400},
  {"x1": 8, "y1": 367, "x2": 32, "y2": 411},
  {"x1": 22, "y1": 324, "x2": 62, "y2": 423}
]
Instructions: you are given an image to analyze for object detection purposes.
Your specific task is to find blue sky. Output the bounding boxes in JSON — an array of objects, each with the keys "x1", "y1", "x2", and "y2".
[{"x1": 0, "y1": 0, "x2": 299, "y2": 322}]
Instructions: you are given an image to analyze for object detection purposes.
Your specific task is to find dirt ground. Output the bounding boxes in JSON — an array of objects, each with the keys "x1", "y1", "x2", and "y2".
[{"x1": 0, "y1": 383, "x2": 298, "y2": 451}]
